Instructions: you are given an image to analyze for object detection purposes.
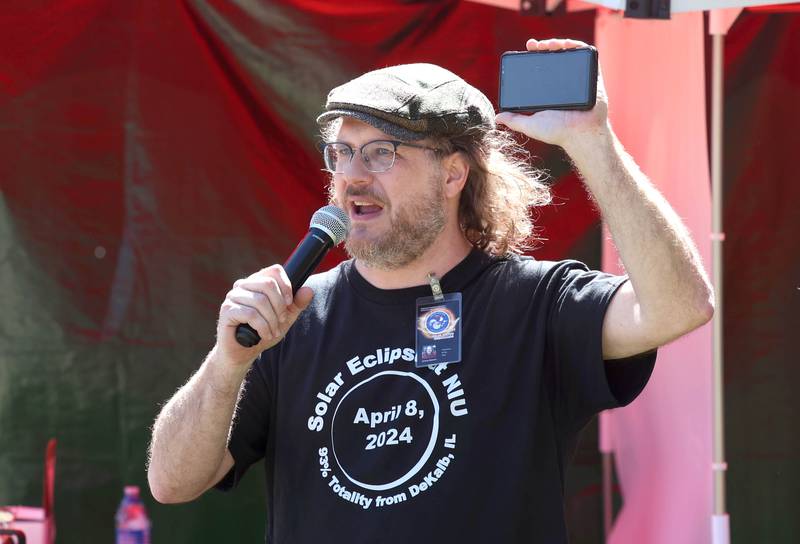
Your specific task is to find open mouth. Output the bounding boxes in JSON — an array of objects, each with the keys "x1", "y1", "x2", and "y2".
[{"x1": 350, "y1": 200, "x2": 384, "y2": 218}]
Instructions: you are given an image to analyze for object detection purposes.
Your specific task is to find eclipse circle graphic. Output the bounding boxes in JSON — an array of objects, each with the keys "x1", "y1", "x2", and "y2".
[{"x1": 330, "y1": 371, "x2": 440, "y2": 491}]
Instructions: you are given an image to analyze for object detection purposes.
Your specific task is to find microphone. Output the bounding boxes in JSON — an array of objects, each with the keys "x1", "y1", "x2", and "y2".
[{"x1": 235, "y1": 205, "x2": 351, "y2": 347}]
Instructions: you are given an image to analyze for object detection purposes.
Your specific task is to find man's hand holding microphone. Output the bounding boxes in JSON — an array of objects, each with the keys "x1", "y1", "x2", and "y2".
[
  {"x1": 147, "y1": 205, "x2": 349, "y2": 503},
  {"x1": 216, "y1": 265, "x2": 315, "y2": 367}
]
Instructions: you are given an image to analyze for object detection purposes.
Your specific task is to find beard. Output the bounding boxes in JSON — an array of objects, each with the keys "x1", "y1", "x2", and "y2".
[{"x1": 336, "y1": 174, "x2": 447, "y2": 270}]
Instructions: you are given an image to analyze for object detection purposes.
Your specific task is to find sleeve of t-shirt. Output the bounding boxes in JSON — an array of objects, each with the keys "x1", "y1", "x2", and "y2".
[
  {"x1": 214, "y1": 353, "x2": 272, "y2": 491},
  {"x1": 544, "y1": 261, "x2": 656, "y2": 431}
]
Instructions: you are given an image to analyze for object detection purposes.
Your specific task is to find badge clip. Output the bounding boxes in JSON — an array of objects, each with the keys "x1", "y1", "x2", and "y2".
[{"x1": 427, "y1": 273, "x2": 444, "y2": 301}]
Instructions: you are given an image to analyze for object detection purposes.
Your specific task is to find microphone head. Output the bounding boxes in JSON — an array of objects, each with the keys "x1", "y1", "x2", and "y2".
[{"x1": 310, "y1": 205, "x2": 351, "y2": 245}]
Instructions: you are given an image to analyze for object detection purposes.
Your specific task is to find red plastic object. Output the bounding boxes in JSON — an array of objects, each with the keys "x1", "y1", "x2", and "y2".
[
  {"x1": 0, "y1": 440, "x2": 56, "y2": 544},
  {"x1": 43, "y1": 440, "x2": 56, "y2": 544}
]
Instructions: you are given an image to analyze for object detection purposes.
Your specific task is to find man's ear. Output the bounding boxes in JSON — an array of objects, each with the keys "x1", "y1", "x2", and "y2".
[{"x1": 442, "y1": 151, "x2": 469, "y2": 200}]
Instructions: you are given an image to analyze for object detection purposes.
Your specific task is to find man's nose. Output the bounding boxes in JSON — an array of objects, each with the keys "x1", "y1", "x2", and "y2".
[{"x1": 341, "y1": 151, "x2": 373, "y2": 184}]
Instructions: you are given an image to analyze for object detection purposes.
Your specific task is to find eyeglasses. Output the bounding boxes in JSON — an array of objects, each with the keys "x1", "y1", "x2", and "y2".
[{"x1": 321, "y1": 139, "x2": 443, "y2": 174}]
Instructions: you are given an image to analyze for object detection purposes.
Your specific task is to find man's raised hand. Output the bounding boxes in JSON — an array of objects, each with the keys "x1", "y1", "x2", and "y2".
[{"x1": 495, "y1": 38, "x2": 610, "y2": 149}]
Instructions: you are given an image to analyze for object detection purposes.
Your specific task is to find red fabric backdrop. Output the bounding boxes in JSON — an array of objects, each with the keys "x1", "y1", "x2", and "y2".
[{"x1": 0, "y1": 2, "x2": 797, "y2": 543}]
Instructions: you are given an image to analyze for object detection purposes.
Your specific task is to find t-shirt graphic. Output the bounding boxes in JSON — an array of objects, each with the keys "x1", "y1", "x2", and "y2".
[{"x1": 309, "y1": 348, "x2": 467, "y2": 509}]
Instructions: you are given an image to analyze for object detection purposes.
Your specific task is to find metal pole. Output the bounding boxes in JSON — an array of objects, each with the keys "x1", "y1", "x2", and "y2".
[{"x1": 710, "y1": 30, "x2": 731, "y2": 544}]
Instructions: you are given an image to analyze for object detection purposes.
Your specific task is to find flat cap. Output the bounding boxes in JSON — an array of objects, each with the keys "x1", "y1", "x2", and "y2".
[{"x1": 317, "y1": 63, "x2": 495, "y2": 141}]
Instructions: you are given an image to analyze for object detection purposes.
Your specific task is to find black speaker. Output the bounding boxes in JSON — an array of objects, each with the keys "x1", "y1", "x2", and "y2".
[{"x1": 624, "y1": 0, "x2": 671, "y2": 19}]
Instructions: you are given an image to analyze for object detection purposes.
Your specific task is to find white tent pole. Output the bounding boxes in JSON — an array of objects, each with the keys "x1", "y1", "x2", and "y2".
[{"x1": 710, "y1": 30, "x2": 731, "y2": 544}]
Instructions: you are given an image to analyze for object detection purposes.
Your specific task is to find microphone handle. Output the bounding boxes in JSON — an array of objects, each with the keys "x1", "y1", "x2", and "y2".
[
  {"x1": 235, "y1": 228, "x2": 334, "y2": 347},
  {"x1": 284, "y1": 228, "x2": 333, "y2": 295}
]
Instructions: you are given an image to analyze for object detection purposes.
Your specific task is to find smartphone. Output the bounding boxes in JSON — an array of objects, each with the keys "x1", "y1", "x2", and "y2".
[{"x1": 498, "y1": 47, "x2": 598, "y2": 113}]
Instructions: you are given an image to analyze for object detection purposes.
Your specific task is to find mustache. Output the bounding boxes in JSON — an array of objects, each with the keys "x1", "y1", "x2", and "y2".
[{"x1": 340, "y1": 187, "x2": 387, "y2": 206}]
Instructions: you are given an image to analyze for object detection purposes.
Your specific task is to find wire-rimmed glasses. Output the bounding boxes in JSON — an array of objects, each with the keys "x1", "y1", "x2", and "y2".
[{"x1": 321, "y1": 139, "x2": 442, "y2": 174}]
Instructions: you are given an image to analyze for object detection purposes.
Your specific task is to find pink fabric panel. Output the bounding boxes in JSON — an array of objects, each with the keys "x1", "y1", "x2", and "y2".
[
  {"x1": 595, "y1": 11, "x2": 714, "y2": 544},
  {"x1": 710, "y1": 8, "x2": 743, "y2": 34}
]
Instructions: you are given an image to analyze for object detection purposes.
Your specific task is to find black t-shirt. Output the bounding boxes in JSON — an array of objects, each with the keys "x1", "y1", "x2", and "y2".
[{"x1": 216, "y1": 250, "x2": 656, "y2": 543}]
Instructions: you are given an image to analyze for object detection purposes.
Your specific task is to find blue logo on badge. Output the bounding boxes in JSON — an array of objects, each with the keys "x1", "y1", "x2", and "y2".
[
  {"x1": 418, "y1": 306, "x2": 458, "y2": 339},
  {"x1": 426, "y1": 311, "x2": 450, "y2": 333}
]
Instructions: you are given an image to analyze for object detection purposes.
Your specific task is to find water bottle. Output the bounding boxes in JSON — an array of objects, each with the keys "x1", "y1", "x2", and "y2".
[{"x1": 115, "y1": 485, "x2": 151, "y2": 544}]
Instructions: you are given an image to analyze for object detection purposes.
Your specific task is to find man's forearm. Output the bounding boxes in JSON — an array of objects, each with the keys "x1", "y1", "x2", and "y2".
[
  {"x1": 147, "y1": 347, "x2": 249, "y2": 503},
  {"x1": 565, "y1": 124, "x2": 714, "y2": 334}
]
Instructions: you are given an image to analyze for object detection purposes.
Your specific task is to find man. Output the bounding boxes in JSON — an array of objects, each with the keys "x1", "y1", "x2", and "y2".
[{"x1": 148, "y1": 39, "x2": 713, "y2": 542}]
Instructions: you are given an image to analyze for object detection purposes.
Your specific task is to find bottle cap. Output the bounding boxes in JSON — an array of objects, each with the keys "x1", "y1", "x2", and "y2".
[{"x1": 124, "y1": 485, "x2": 140, "y2": 496}]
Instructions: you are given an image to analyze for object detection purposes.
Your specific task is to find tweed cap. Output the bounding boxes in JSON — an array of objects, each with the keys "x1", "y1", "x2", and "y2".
[{"x1": 317, "y1": 63, "x2": 496, "y2": 141}]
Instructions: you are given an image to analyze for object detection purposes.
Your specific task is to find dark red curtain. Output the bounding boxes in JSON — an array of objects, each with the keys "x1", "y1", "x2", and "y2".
[
  {"x1": 722, "y1": 10, "x2": 800, "y2": 543},
  {"x1": 0, "y1": 2, "x2": 597, "y2": 542}
]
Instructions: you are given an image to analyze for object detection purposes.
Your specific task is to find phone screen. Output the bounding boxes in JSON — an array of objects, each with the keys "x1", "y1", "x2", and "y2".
[{"x1": 499, "y1": 48, "x2": 596, "y2": 111}]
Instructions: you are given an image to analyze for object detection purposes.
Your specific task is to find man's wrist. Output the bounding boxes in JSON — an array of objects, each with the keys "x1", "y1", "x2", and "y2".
[
  {"x1": 203, "y1": 346, "x2": 252, "y2": 398},
  {"x1": 562, "y1": 121, "x2": 615, "y2": 162}
]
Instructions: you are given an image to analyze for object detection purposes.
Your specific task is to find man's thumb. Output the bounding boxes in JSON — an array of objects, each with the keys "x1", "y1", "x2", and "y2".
[
  {"x1": 495, "y1": 112, "x2": 526, "y2": 132},
  {"x1": 290, "y1": 286, "x2": 314, "y2": 315}
]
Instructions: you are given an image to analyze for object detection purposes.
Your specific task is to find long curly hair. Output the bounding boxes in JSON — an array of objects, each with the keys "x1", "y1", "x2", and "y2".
[{"x1": 431, "y1": 126, "x2": 551, "y2": 256}]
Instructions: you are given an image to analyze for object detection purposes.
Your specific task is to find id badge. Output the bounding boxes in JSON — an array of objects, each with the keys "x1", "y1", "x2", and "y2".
[{"x1": 415, "y1": 292, "x2": 462, "y2": 368}]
